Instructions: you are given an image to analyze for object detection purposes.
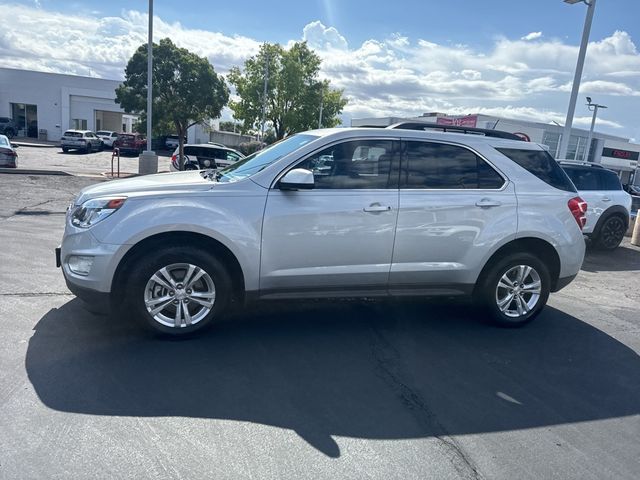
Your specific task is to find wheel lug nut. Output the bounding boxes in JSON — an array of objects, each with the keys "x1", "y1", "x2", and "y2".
[
  {"x1": 186, "y1": 289, "x2": 192, "y2": 294},
  {"x1": 169, "y1": 291, "x2": 175, "y2": 296},
  {"x1": 173, "y1": 300, "x2": 179, "y2": 305},
  {"x1": 184, "y1": 299, "x2": 189, "y2": 303}
]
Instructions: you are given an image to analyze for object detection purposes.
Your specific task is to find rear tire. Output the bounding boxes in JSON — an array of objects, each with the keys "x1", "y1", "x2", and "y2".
[
  {"x1": 127, "y1": 246, "x2": 232, "y2": 336},
  {"x1": 593, "y1": 215, "x2": 626, "y2": 250},
  {"x1": 62, "y1": 147, "x2": 69, "y2": 153},
  {"x1": 474, "y1": 252, "x2": 550, "y2": 328}
]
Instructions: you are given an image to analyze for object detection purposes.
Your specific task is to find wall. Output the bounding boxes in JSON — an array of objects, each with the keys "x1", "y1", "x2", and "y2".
[{"x1": 0, "y1": 67, "x2": 125, "y2": 141}]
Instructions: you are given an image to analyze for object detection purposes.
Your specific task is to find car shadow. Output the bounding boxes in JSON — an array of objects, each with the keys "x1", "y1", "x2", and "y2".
[
  {"x1": 26, "y1": 298, "x2": 640, "y2": 457},
  {"x1": 582, "y1": 244, "x2": 640, "y2": 273}
]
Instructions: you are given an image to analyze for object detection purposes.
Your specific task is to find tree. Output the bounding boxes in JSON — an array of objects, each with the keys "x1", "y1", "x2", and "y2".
[
  {"x1": 219, "y1": 120, "x2": 245, "y2": 133},
  {"x1": 228, "y1": 41, "x2": 347, "y2": 140},
  {"x1": 115, "y1": 38, "x2": 229, "y2": 169}
]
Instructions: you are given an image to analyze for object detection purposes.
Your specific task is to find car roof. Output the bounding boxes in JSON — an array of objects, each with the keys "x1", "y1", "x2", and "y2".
[{"x1": 304, "y1": 127, "x2": 545, "y2": 151}]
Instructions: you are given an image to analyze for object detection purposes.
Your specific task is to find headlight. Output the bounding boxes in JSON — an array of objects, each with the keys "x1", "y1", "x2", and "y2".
[{"x1": 71, "y1": 197, "x2": 127, "y2": 228}]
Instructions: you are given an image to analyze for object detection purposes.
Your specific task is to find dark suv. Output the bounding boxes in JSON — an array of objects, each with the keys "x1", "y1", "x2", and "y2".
[
  {"x1": 0, "y1": 117, "x2": 17, "y2": 138},
  {"x1": 114, "y1": 134, "x2": 146, "y2": 156}
]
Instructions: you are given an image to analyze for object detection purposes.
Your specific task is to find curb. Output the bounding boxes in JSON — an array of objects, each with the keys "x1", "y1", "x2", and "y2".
[
  {"x1": 13, "y1": 142, "x2": 58, "y2": 148},
  {"x1": 0, "y1": 167, "x2": 71, "y2": 176}
]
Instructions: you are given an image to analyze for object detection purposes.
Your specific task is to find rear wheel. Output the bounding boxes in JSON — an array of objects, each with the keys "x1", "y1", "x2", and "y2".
[
  {"x1": 127, "y1": 247, "x2": 232, "y2": 336},
  {"x1": 474, "y1": 253, "x2": 550, "y2": 327},
  {"x1": 62, "y1": 147, "x2": 69, "y2": 153},
  {"x1": 86, "y1": 143, "x2": 92, "y2": 154},
  {"x1": 594, "y1": 215, "x2": 626, "y2": 250}
]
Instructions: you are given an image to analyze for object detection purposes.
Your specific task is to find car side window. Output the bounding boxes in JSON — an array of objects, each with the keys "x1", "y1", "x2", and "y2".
[
  {"x1": 227, "y1": 152, "x2": 241, "y2": 162},
  {"x1": 597, "y1": 170, "x2": 623, "y2": 190},
  {"x1": 296, "y1": 139, "x2": 396, "y2": 189},
  {"x1": 404, "y1": 141, "x2": 504, "y2": 189},
  {"x1": 564, "y1": 168, "x2": 600, "y2": 190}
]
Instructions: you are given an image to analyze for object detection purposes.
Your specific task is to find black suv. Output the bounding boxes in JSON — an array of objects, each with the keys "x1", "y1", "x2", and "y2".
[{"x1": 0, "y1": 117, "x2": 17, "y2": 138}]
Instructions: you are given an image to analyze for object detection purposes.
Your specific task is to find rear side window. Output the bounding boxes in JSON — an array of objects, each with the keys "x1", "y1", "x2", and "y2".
[
  {"x1": 497, "y1": 148, "x2": 576, "y2": 192},
  {"x1": 63, "y1": 131, "x2": 82, "y2": 138},
  {"x1": 598, "y1": 170, "x2": 623, "y2": 190},
  {"x1": 404, "y1": 141, "x2": 505, "y2": 189}
]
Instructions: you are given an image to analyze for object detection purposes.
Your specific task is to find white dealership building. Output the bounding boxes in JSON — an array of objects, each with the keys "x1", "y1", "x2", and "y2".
[
  {"x1": 0, "y1": 67, "x2": 137, "y2": 141},
  {"x1": 353, "y1": 112, "x2": 640, "y2": 185}
]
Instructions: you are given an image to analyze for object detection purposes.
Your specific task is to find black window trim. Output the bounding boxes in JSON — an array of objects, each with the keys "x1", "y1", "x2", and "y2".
[
  {"x1": 272, "y1": 136, "x2": 402, "y2": 190},
  {"x1": 399, "y1": 139, "x2": 508, "y2": 191}
]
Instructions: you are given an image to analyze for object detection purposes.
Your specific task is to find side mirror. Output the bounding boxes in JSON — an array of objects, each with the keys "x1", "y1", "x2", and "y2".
[
  {"x1": 279, "y1": 168, "x2": 314, "y2": 190},
  {"x1": 11, "y1": 144, "x2": 18, "y2": 149}
]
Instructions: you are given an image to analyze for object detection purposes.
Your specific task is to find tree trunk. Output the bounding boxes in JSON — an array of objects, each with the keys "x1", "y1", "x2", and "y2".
[{"x1": 177, "y1": 122, "x2": 185, "y2": 170}]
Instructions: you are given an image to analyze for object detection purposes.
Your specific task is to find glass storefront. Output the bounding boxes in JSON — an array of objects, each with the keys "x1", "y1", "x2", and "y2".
[{"x1": 10, "y1": 103, "x2": 38, "y2": 138}]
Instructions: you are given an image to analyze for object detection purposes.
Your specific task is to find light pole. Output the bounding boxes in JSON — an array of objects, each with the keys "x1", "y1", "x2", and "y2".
[
  {"x1": 557, "y1": 0, "x2": 597, "y2": 160},
  {"x1": 139, "y1": 0, "x2": 158, "y2": 174},
  {"x1": 584, "y1": 96, "x2": 607, "y2": 162}
]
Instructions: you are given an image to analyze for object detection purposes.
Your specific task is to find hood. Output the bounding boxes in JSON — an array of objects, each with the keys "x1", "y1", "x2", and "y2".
[{"x1": 75, "y1": 171, "x2": 213, "y2": 205}]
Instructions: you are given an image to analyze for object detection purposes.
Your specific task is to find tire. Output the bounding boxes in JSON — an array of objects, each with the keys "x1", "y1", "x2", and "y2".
[
  {"x1": 593, "y1": 215, "x2": 626, "y2": 250},
  {"x1": 474, "y1": 252, "x2": 551, "y2": 328},
  {"x1": 86, "y1": 143, "x2": 92, "y2": 154},
  {"x1": 62, "y1": 147, "x2": 69, "y2": 153},
  {"x1": 127, "y1": 246, "x2": 232, "y2": 336}
]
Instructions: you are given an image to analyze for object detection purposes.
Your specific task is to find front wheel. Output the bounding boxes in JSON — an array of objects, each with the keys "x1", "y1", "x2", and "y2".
[
  {"x1": 128, "y1": 247, "x2": 232, "y2": 336},
  {"x1": 474, "y1": 253, "x2": 550, "y2": 327}
]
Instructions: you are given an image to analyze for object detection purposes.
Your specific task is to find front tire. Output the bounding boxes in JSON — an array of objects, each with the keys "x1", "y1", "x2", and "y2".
[
  {"x1": 127, "y1": 247, "x2": 232, "y2": 336},
  {"x1": 474, "y1": 253, "x2": 550, "y2": 327},
  {"x1": 594, "y1": 215, "x2": 626, "y2": 250}
]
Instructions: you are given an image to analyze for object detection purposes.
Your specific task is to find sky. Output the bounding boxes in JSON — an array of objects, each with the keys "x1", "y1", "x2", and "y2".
[{"x1": 1, "y1": 0, "x2": 640, "y2": 141}]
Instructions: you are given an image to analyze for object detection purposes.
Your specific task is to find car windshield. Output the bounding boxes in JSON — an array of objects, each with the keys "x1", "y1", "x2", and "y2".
[
  {"x1": 0, "y1": 136, "x2": 9, "y2": 147},
  {"x1": 96, "y1": 131, "x2": 110, "y2": 136},
  {"x1": 215, "y1": 134, "x2": 318, "y2": 183}
]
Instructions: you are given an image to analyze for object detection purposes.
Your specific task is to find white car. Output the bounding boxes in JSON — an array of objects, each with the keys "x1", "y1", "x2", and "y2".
[
  {"x1": 58, "y1": 126, "x2": 587, "y2": 336},
  {"x1": 96, "y1": 131, "x2": 119, "y2": 148},
  {"x1": 170, "y1": 144, "x2": 244, "y2": 171},
  {"x1": 60, "y1": 130, "x2": 103, "y2": 153},
  {"x1": 560, "y1": 161, "x2": 632, "y2": 249}
]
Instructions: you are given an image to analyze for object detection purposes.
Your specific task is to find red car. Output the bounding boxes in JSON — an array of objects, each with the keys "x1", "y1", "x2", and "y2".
[{"x1": 114, "y1": 133, "x2": 146, "y2": 155}]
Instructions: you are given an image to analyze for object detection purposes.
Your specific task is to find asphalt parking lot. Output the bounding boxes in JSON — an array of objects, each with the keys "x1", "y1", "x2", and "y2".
[
  {"x1": 0, "y1": 172, "x2": 639, "y2": 479},
  {"x1": 7, "y1": 144, "x2": 173, "y2": 176}
]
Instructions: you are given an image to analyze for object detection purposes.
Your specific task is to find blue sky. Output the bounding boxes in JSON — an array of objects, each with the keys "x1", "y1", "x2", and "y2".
[{"x1": 3, "y1": 0, "x2": 640, "y2": 140}]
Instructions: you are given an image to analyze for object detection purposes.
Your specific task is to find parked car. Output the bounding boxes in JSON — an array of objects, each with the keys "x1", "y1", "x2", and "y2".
[
  {"x1": 169, "y1": 143, "x2": 244, "y2": 171},
  {"x1": 165, "y1": 135, "x2": 185, "y2": 150},
  {"x1": 0, "y1": 134, "x2": 18, "y2": 167},
  {"x1": 0, "y1": 117, "x2": 18, "y2": 138},
  {"x1": 60, "y1": 130, "x2": 103, "y2": 153},
  {"x1": 560, "y1": 161, "x2": 632, "y2": 250},
  {"x1": 114, "y1": 133, "x2": 146, "y2": 156},
  {"x1": 58, "y1": 127, "x2": 586, "y2": 336},
  {"x1": 96, "y1": 131, "x2": 119, "y2": 148}
]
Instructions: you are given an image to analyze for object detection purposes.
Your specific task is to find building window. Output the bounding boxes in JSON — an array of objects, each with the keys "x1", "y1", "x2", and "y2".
[
  {"x1": 542, "y1": 131, "x2": 561, "y2": 158},
  {"x1": 10, "y1": 103, "x2": 38, "y2": 138},
  {"x1": 72, "y1": 119, "x2": 88, "y2": 130}
]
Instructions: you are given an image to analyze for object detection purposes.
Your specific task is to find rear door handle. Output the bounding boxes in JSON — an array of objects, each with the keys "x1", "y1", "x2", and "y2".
[
  {"x1": 475, "y1": 199, "x2": 502, "y2": 208},
  {"x1": 602, "y1": 197, "x2": 611, "y2": 202},
  {"x1": 363, "y1": 203, "x2": 392, "y2": 213}
]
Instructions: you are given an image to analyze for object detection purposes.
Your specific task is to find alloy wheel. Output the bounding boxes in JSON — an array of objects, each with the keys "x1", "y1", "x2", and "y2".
[
  {"x1": 495, "y1": 265, "x2": 542, "y2": 318},
  {"x1": 143, "y1": 263, "x2": 216, "y2": 328},
  {"x1": 600, "y1": 217, "x2": 625, "y2": 249}
]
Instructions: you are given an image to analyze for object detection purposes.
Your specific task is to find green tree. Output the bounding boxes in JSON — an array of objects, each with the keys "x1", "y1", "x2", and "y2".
[
  {"x1": 228, "y1": 42, "x2": 347, "y2": 140},
  {"x1": 219, "y1": 120, "x2": 245, "y2": 133},
  {"x1": 115, "y1": 38, "x2": 229, "y2": 169}
]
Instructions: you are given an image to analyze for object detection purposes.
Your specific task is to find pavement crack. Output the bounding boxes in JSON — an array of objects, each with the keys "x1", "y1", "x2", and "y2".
[
  {"x1": 0, "y1": 198, "x2": 64, "y2": 222},
  {"x1": 367, "y1": 311, "x2": 483, "y2": 480}
]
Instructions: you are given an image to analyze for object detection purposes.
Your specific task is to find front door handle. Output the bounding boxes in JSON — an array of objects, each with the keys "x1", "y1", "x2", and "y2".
[
  {"x1": 475, "y1": 199, "x2": 502, "y2": 208},
  {"x1": 364, "y1": 203, "x2": 391, "y2": 213}
]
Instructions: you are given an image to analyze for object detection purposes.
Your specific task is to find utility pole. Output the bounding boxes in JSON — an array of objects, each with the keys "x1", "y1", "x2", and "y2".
[
  {"x1": 139, "y1": 0, "x2": 158, "y2": 174},
  {"x1": 584, "y1": 96, "x2": 607, "y2": 162},
  {"x1": 318, "y1": 87, "x2": 324, "y2": 129},
  {"x1": 260, "y1": 53, "x2": 269, "y2": 142},
  {"x1": 558, "y1": 0, "x2": 597, "y2": 160}
]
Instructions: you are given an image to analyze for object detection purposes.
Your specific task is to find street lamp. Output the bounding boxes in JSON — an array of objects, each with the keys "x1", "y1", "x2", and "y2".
[
  {"x1": 557, "y1": 0, "x2": 597, "y2": 160},
  {"x1": 584, "y1": 96, "x2": 607, "y2": 162},
  {"x1": 139, "y1": 0, "x2": 158, "y2": 174}
]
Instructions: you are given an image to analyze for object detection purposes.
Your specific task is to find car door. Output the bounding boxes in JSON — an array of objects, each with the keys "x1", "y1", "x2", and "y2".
[
  {"x1": 390, "y1": 140, "x2": 517, "y2": 291},
  {"x1": 562, "y1": 167, "x2": 604, "y2": 233},
  {"x1": 260, "y1": 138, "x2": 400, "y2": 295}
]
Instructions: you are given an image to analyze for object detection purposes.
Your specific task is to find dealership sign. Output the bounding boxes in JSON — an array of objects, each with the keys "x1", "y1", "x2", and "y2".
[
  {"x1": 602, "y1": 147, "x2": 639, "y2": 161},
  {"x1": 436, "y1": 115, "x2": 478, "y2": 127}
]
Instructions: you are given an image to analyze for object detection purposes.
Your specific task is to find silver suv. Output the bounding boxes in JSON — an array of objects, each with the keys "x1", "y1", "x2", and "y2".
[
  {"x1": 560, "y1": 161, "x2": 632, "y2": 250},
  {"x1": 57, "y1": 127, "x2": 587, "y2": 335}
]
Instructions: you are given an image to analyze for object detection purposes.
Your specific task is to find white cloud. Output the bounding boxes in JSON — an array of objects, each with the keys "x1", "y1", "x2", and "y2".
[
  {"x1": 302, "y1": 20, "x2": 347, "y2": 50},
  {"x1": 521, "y1": 32, "x2": 542, "y2": 41},
  {"x1": 1, "y1": 5, "x2": 639, "y2": 138}
]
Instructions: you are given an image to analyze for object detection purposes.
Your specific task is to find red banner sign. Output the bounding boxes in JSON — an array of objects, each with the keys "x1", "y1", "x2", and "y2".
[{"x1": 436, "y1": 115, "x2": 478, "y2": 128}]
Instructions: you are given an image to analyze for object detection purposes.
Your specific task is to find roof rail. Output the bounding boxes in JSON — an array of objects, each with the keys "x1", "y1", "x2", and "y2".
[
  {"x1": 557, "y1": 160, "x2": 605, "y2": 168},
  {"x1": 385, "y1": 121, "x2": 526, "y2": 141}
]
